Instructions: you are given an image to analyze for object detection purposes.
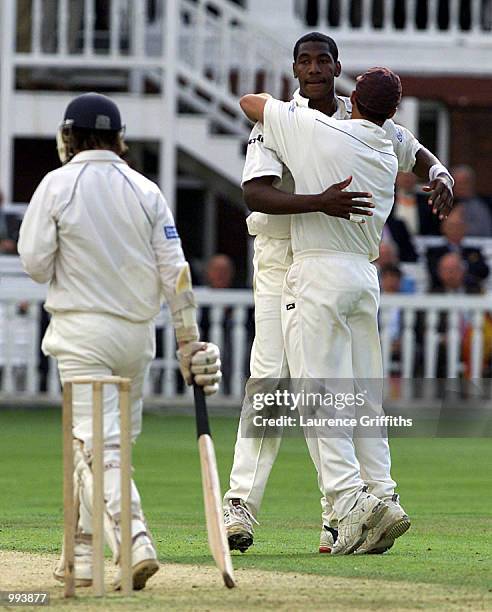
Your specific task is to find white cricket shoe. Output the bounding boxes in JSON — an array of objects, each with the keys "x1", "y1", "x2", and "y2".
[
  {"x1": 113, "y1": 533, "x2": 159, "y2": 591},
  {"x1": 224, "y1": 499, "x2": 258, "y2": 553},
  {"x1": 53, "y1": 534, "x2": 93, "y2": 587},
  {"x1": 354, "y1": 494, "x2": 411, "y2": 555},
  {"x1": 319, "y1": 525, "x2": 338, "y2": 553},
  {"x1": 331, "y1": 493, "x2": 389, "y2": 555}
]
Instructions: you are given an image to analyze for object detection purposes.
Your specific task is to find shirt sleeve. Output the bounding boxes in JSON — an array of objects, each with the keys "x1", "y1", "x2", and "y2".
[
  {"x1": 262, "y1": 98, "x2": 314, "y2": 177},
  {"x1": 150, "y1": 191, "x2": 188, "y2": 306},
  {"x1": 241, "y1": 122, "x2": 284, "y2": 185},
  {"x1": 18, "y1": 175, "x2": 58, "y2": 284},
  {"x1": 383, "y1": 120, "x2": 422, "y2": 172}
]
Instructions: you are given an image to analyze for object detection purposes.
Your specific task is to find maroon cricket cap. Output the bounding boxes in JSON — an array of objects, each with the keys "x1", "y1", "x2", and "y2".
[{"x1": 355, "y1": 67, "x2": 402, "y2": 116}]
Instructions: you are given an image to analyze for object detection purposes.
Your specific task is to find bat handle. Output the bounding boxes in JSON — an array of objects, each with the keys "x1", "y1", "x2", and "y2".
[{"x1": 193, "y1": 383, "x2": 211, "y2": 438}]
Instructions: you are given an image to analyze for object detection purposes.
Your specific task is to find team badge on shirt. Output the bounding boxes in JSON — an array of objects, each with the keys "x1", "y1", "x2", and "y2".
[{"x1": 164, "y1": 225, "x2": 179, "y2": 239}]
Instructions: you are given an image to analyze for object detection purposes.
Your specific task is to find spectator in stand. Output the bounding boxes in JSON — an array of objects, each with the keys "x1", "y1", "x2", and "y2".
[
  {"x1": 435, "y1": 252, "x2": 481, "y2": 295},
  {"x1": 380, "y1": 263, "x2": 403, "y2": 294},
  {"x1": 417, "y1": 252, "x2": 481, "y2": 378},
  {"x1": 452, "y1": 165, "x2": 492, "y2": 237},
  {"x1": 206, "y1": 254, "x2": 236, "y2": 289},
  {"x1": 379, "y1": 264, "x2": 404, "y2": 365},
  {"x1": 0, "y1": 190, "x2": 18, "y2": 254},
  {"x1": 426, "y1": 205, "x2": 489, "y2": 291},
  {"x1": 393, "y1": 172, "x2": 440, "y2": 236},
  {"x1": 376, "y1": 241, "x2": 415, "y2": 293},
  {"x1": 200, "y1": 254, "x2": 236, "y2": 393}
]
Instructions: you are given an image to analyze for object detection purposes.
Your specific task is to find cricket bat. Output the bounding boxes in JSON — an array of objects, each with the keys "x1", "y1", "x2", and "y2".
[{"x1": 193, "y1": 383, "x2": 236, "y2": 589}]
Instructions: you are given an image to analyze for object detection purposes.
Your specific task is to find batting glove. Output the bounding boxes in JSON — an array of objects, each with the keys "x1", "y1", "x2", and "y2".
[{"x1": 177, "y1": 342, "x2": 222, "y2": 395}]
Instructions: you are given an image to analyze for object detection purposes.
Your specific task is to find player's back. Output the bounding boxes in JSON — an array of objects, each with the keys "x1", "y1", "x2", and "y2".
[
  {"x1": 41, "y1": 151, "x2": 164, "y2": 321},
  {"x1": 263, "y1": 101, "x2": 398, "y2": 262}
]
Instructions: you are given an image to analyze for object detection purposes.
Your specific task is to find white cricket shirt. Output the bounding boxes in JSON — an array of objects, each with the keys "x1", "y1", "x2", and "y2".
[
  {"x1": 242, "y1": 89, "x2": 421, "y2": 240},
  {"x1": 18, "y1": 150, "x2": 186, "y2": 322},
  {"x1": 263, "y1": 98, "x2": 398, "y2": 261}
]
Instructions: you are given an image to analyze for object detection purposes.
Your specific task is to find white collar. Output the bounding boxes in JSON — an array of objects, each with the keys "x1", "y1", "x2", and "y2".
[
  {"x1": 292, "y1": 88, "x2": 310, "y2": 108},
  {"x1": 69, "y1": 150, "x2": 125, "y2": 164},
  {"x1": 292, "y1": 89, "x2": 351, "y2": 115}
]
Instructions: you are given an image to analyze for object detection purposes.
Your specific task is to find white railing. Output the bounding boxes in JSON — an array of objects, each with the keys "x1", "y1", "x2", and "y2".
[
  {"x1": 1, "y1": 280, "x2": 491, "y2": 403},
  {"x1": 294, "y1": 0, "x2": 492, "y2": 35}
]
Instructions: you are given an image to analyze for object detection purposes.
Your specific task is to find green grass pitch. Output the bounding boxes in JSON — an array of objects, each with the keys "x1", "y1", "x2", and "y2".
[{"x1": 0, "y1": 408, "x2": 491, "y2": 594}]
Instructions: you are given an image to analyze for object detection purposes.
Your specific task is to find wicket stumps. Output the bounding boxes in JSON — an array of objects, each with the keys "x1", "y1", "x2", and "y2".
[{"x1": 62, "y1": 376, "x2": 133, "y2": 598}]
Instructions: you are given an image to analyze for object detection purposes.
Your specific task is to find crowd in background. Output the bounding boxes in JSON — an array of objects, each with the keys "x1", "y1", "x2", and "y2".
[{"x1": 378, "y1": 165, "x2": 491, "y2": 295}]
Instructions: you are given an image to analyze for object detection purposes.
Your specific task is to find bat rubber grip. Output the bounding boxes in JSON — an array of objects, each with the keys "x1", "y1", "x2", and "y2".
[{"x1": 194, "y1": 383, "x2": 211, "y2": 438}]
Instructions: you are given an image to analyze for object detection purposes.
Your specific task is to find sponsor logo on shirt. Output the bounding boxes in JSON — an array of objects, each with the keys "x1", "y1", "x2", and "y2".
[
  {"x1": 248, "y1": 134, "x2": 264, "y2": 145},
  {"x1": 289, "y1": 101, "x2": 296, "y2": 113},
  {"x1": 286, "y1": 303, "x2": 296, "y2": 310},
  {"x1": 396, "y1": 128, "x2": 403, "y2": 142},
  {"x1": 164, "y1": 225, "x2": 179, "y2": 239}
]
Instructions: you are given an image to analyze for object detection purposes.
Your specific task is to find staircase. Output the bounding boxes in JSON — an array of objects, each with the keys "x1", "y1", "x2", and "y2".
[{"x1": 0, "y1": 0, "x2": 356, "y2": 205}]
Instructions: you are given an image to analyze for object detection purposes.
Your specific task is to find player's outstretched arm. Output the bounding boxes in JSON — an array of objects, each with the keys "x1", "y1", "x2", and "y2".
[
  {"x1": 244, "y1": 175, "x2": 374, "y2": 220},
  {"x1": 413, "y1": 147, "x2": 454, "y2": 220}
]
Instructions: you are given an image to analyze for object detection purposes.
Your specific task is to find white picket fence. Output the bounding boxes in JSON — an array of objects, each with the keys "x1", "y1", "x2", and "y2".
[{"x1": 1, "y1": 272, "x2": 491, "y2": 403}]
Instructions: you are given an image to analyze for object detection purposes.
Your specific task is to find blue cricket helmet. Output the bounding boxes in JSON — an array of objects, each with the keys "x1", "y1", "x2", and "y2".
[{"x1": 62, "y1": 92, "x2": 123, "y2": 131}]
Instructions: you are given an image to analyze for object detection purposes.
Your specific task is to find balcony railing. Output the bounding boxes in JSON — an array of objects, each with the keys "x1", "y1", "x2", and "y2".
[{"x1": 295, "y1": 0, "x2": 492, "y2": 34}]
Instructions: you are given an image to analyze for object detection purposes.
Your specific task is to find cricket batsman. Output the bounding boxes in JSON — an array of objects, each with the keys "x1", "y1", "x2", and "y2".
[
  {"x1": 224, "y1": 33, "x2": 453, "y2": 555},
  {"x1": 18, "y1": 93, "x2": 222, "y2": 589}
]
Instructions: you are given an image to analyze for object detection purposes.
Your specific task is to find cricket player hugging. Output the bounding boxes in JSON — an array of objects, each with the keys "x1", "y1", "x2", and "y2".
[
  {"x1": 232, "y1": 68, "x2": 421, "y2": 557},
  {"x1": 225, "y1": 32, "x2": 453, "y2": 557},
  {"x1": 18, "y1": 93, "x2": 222, "y2": 590}
]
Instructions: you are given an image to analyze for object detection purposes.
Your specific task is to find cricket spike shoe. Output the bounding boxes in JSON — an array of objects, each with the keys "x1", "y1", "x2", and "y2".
[
  {"x1": 354, "y1": 494, "x2": 411, "y2": 555},
  {"x1": 319, "y1": 525, "x2": 338, "y2": 553},
  {"x1": 224, "y1": 499, "x2": 258, "y2": 553},
  {"x1": 331, "y1": 493, "x2": 389, "y2": 555},
  {"x1": 113, "y1": 533, "x2": 160, "y2": 591},
  {"x1": 53, "y1": 534, "x2": 93, "y2": 587}
]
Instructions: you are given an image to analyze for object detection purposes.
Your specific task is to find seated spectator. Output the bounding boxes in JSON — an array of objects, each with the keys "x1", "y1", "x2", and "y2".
[
  {"x1": 417, "y1": 253, "x2": 480, "y2": 378},
  {"x1": 200, "y1": 254, "x2": 236, "y2": 393},
  {"x1": 376, "y1": 241, "x2": 415, "y2": 293},
  {"x1": 452, "y1": 165, "x2": 492, "y2": 237},
  {"x1": 434, "y1": 252, "x2": 481, "y2": 295},
  {"x1": 393, "y1": 172, "x2": 440, "y2": 236},
  {"x1": 0, "y1": 190, "x2": 18, "y2": 254},
  {"x1": 380, "y1": 264, "x2": 403, "y2": 364},
  {"x1": 206, "y1": 254, "x2": 235, "y2": 289},
  {"x1": 380, "y1": 263, "x2": 402, "y2": 294},
  {"x1": 426, "y1": 205, "x2": 489, "y2": 291}
]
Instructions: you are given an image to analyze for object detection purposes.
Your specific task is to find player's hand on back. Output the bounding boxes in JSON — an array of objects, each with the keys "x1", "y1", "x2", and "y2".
[
  {"x1": 422, "y1": 176, "x2": 454, "y2": 220},
  {"x1": 177, "y1": 341, "x2": 222, "y2": 395},
  {"x1": 315, "y1": 176, "x2": 374, "y2": 221}
]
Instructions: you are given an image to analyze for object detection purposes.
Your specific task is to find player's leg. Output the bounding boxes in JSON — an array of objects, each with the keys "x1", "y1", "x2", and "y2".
[
  {"x1": 108, "y1": 317, "x2": 159, "y2": 588},
  {"x1": 348, "y1": 282, "x2": 411, "y2": 554},
  {"x1": 224, "y1": 236, "x2": 291, "y2": 551},
  {"x1": 45, "y1": 313, "x2": 158, "y2": 588},
  {"x1": 282, "y1": 256, "x2": 386, "y2": 554},
  {"x1": 224, "y1": 294, "x2": 288, "y2": 551}
]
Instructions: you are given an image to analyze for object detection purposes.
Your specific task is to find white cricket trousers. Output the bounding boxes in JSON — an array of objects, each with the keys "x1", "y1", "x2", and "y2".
[
  {"x1": 224, "y1": 236, "x2": 291, "y2": 517},
  {"x1": 42, "y1": 311, "x2": 155, "y2": 536},
  {"x1": 281, "y1": 250, "x2": 395, "y2": 519}
]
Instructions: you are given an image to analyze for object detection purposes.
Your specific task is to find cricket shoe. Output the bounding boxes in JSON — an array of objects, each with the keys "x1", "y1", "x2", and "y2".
[
  {"x1": 224, "y1": 499, "x2": 258, "y2": 553},
  {"x1": 319, "y1": 525, "x2": 338, "y2": 553},
  {"x1": 113, "y1": 533, "x2": 160, "y2": 591},
  {"x1": 53, "y1": 534, "x2": 93, "y2": 587},
  {"x1": 354, "y1": 494, "x2": 411, "y2": 555},
  {"x1": 331, "y1": 493, "x2": 389, "y2": 556}
]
